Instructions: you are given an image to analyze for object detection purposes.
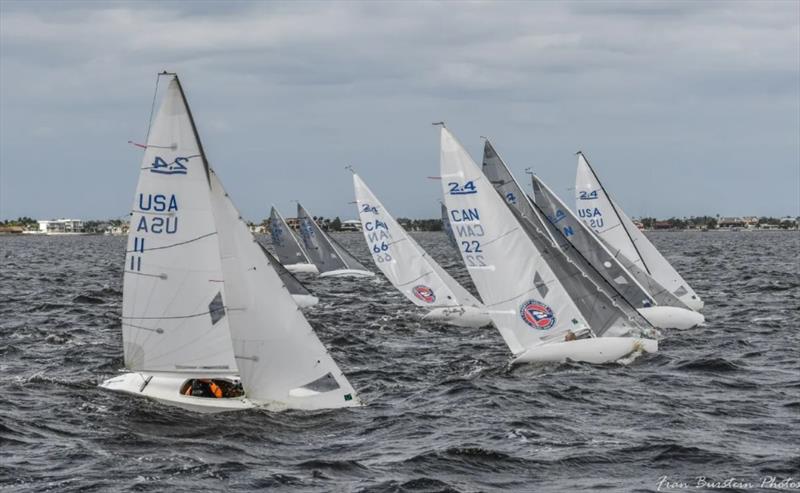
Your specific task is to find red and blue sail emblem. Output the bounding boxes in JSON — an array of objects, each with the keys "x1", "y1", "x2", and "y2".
[
  {"x1": 520, "y1": 300, "x2": 556, "y2": 330},
  {"x1": 412, "y1": 285, "x2": 436, "y2": 304}
]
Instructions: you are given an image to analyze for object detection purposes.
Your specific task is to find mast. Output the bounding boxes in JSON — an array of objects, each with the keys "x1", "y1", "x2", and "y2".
[
  {"x1": 578, "y1": 151, "x2": 650, "y2": 275},
  {"x1": 484, "y1": 138, "x2": 559, "y2": 246}
]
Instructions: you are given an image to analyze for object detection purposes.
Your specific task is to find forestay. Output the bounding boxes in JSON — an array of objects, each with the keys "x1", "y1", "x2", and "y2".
[
  {"x1": 481, "y1": 140, "x2": 651, "y2": 337},
  {"x1": 354, "y1": 173, "x2": 481, "y2": 309},
  {"x1": 122, "y1": 77, "x2": 237, "y2": 373},
  {"x1": 269, "y1": 206, "x2": 312, "y2": 266},
  {"x1": 209, "y1": 172, "x2": 358, "y2": 406},
  {"x1": 297, "y1": 204, "x2": 368, "y2": 273},
  {"x1": 575, "y1": 152, "x2": 703, "y2": 310},
  {"x1": 440, "y1": 127, "x2": 590, "y2": 355}
]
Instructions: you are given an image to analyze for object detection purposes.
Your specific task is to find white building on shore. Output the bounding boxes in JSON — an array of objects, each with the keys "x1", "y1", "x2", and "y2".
[
  {"x1": 37, "y1": 219, "x2": 85, "y2": 234},
  {"x1": 340, "y1": 219, "x2": 362, "y2": 232}
]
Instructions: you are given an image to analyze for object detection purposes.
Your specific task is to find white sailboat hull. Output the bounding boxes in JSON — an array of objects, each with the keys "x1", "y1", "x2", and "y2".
[
  {"x1": 100, "y1": 372, "x2": 255, "y2": 413},
  {"x1": 512, "y1": 337, "x2": 658, "y2": 365},
  {"x1": 422, "y1": 306, "x2": 493, "y2": 328},
  {"x1": 319, "y1": 269, "x2": 375, "y2": 278},
  {"x1": 684, "y1": 297, "x2": 704, "y2": 312},
  {"x1": 100, "y1": 371, "x2": 362, "y2": 413},
  {"x1": 285, "y1": 263, "x2": 319, "y2": 275},
  {"x1": 637, "y1": 306, "x2": 704, "y2": 330},
  {"x1": 291, "y1": 294, "x2": 319, "y2": 307}
]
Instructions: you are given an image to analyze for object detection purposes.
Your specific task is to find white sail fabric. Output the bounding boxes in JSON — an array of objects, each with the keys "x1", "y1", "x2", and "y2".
[
  {"x1": 297, "y1": 204, "x2": 369, "y2": 273},
  {"x1": 269, "y1": 207, "x2": 311, "y2": 266},
  {"x1": 259, "y1": 243, "x2": 313, "y2": 298},
  {"x1": 440, "y1": 127, "x2": 590, "y2": 355},
  {"x1": 594, "y1": 233, "x2": 689, "y2": 309},
  {"x1": 575, "y1": 152, "x2": 703, "y2": 309},
  {"x1": 531, "y1": 175, "x2": 655, "y2": 308},
  {"x1": 209, "y1": 171, "x2": 358, "y2": 406},
  {"x1": 441, "y1": 202, "x2": 460, "y2": 252},
  {"x1": 122, "y1": 77, "x2": 237, "y2": 373},
  {"x1": 481, "y1": 140, "x2": 651, "y2": 336},
  {"x1": 353, "y1": 173, "x2": 481, "y2": 309}
]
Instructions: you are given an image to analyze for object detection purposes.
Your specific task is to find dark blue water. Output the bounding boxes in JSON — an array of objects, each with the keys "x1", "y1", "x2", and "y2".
[{"x1": 1, "y1": 231, "x2": 798, "y2": 492}]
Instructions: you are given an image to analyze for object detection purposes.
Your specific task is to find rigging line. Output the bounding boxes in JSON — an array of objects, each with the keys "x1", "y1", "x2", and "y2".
[
  {"x1": 386, "y1": 236, "x2": 409, "y2": 248},
  {"x1": 125, "y1": 232, "x2": 217, "y2": 253},
  {"x1": 481, "y1": 227, "x2": 519, "y2": 248},
  {"x1": 125, "y1": 270, "x2": 167, "y2": 279},
  {"x1": 482, "y1": 281, "x2": 557, "y2": 309},
  {"x1": 144, "y1": 73, "x2": 162, "y2": 144},
  {"x1": 121, "y1": 306, "x2": 226, "y2": 320},
  {"x1": 396, "y1": 270, "x2": 435, "y2": 287},
  {"x1": 122, "y1": 322, "x2": 163, "y2": 332}
]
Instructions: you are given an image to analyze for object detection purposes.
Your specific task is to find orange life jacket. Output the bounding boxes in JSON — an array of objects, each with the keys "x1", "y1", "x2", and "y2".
[{"x1": 209, "y1": 382, "x2": 223, "y2": 398}]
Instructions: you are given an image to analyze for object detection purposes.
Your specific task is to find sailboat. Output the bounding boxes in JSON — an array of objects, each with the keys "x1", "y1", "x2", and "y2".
[
  {"x1": 439, "y1": 125, "x2": 657, "y2": 364},
  {"x1": 529, "y1": 174, "x2": 704, "y2": 329},
  {"x1": 296, "y1": 203, "x2": 374, "y2": 278},
  {"x1": 575, "y1": 152, "x2": 704, "y2": 311},
  {"x1": 260, "y1": 244, "x2": 319, "y2": 307},
  {"x1": 353, "y1": 173, "x2": 491, "y2": 327},
  {"x1": 100, "y1": 73, "x2": 360, "y2": 412},
  {"x1": 269, "y1": 206, "x2": 319, "y2": 274},
  {"x1": 481, "y1": 139, "x2": 658, "y2": 339}
]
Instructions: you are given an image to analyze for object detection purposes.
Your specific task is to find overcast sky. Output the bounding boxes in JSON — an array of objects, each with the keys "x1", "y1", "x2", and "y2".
[{"x1": 1, "y1": 0, "x2": 798, "y2": 222}]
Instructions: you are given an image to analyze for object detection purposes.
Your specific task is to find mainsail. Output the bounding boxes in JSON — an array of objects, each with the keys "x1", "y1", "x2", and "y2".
[
  {"x1": 122, "y1": 77, "x2": 237, "y2": 373},
  {"x1": 296, "y1": 203, "x2": 369, "y2": 274},
  {"x1": 122, "y1": 73, "x2": 357, "y2": 408},
  {"x1": 269, "y1": 206, "x2": 312, "y2": 267},
  {"x1": 440, "y1": 126, "x2": 591, "y2": 355},
  {"x1": 353, "y1": 173, "x2": 482, "y2": 309},
  {"x1": 481, "y1": 139, "x2": 651, "y2": 336},
  {"x1": 575, "y1": 152, "x2": 703, "y2": 310}
]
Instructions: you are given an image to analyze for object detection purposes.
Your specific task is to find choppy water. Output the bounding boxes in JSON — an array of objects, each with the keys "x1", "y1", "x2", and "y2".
[{"x1": 1, "y1": 231, "x2": 798, "y2": 492}]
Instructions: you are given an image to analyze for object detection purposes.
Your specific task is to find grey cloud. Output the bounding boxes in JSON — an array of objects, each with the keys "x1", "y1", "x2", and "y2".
[{"x1": 0, "y1": 0, "x2": 797, "y2": 221}]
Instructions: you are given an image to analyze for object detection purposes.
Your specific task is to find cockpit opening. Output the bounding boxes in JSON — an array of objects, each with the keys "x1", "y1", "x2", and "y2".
[{"x1": 180, "y1": 378, "x2": 244, "y2": 398}]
